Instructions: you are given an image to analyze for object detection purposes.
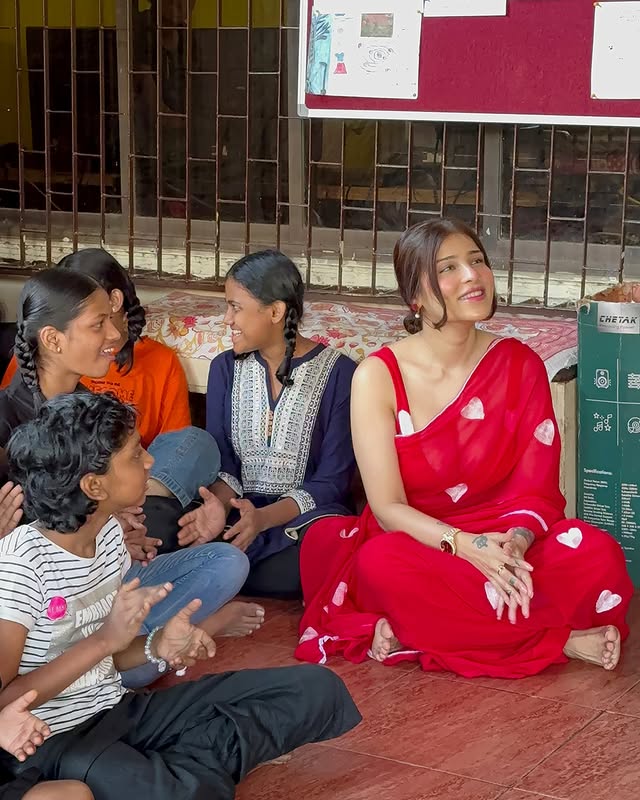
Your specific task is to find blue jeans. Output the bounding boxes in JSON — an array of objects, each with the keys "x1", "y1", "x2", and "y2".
[
  {"x1": 148, "y1": 426, "x2": 221, "y2": 508},
  {"x1": 121, "y1": 542, "x2": 249, "y2": 688}
]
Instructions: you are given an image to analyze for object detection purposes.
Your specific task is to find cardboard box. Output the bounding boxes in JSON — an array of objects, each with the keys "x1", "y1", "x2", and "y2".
[{"x1": 578, "y1": 283, "x2": 640, "y2": 585}]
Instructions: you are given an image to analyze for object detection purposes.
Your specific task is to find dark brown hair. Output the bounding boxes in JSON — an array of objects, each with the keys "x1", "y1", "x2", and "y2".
[
  {"x1": 227, "y1": 249, "x2": 304, "y2": 387},
  {"x1": 15, "y1": 269, "x2": 102, "y2": 402},
  {"x1": 394, "y1": 218, "x2": 497, "y2": 333}
]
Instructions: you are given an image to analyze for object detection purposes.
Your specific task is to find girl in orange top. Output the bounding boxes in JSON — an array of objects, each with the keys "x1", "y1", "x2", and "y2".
[{"x1": 1, "y1": 253, "x2": 190, "y2": 449}]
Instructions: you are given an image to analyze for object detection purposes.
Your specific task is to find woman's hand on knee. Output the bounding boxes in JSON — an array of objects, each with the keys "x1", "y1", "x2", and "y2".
[
  {"x1": 457, "y1": 530, "x2": 533, "y2": 621},
  {"x1": 501, "y1": 533, "x2": 535, "y2": 622}
]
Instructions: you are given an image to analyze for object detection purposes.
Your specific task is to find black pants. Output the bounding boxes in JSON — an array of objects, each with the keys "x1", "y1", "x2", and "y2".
[
  {"x1": 241, "y1": 545, "x2": 303, "y2": 599},
  {"x1": 241, "y1": 524, "x2": 316, "y2": 600},
  {"x1": 0, "y1": 768, "x2": 41, "y2": 800},
  {"x1": 143, "y1": 495, "x2": 195, "y2": 555},
  {"x1": 3, "y1": 666, "x2": 360, "y2": 800}
]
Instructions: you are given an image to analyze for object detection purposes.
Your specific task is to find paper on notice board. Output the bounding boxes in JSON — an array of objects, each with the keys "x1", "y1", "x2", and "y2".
[
  {"x1": 422, "y1": 0, "x2": 506, "y2": 17},
  {"x1": 306, "y1": 0, "x2": 423, "y2": 99},
  {"x1": 591, "y1": 1, "x2": 640, "y2": 99}
]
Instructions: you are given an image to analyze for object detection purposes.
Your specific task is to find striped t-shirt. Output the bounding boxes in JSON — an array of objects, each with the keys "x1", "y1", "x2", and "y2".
[{"x1": 0, "y1": 518, "x2": 131, "y2": 735}]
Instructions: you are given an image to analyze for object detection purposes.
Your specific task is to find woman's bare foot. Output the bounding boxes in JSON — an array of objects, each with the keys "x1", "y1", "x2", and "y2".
[
  {"x1": 249, "y1": 753, "x2": 293, "y2": 775},
  {"x1": 370, "y1": 618, "x2": 402, "y2": 662},
  {"x1": 563, "y1": 625, "x2": 621, "y2": 671},
  {"x1": 202, "y1": 601, "x2": 265, "y2": 638}
]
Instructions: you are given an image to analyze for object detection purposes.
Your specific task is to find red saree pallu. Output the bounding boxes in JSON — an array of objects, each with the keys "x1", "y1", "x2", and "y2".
[{"x1": 296, "y1": 339, "x2": 633, "y2": 678}]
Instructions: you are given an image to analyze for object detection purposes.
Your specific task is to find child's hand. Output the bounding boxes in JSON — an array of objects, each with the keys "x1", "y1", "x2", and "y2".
[
  {"x1": 155, "y1": 599, "x2": 216, "y2": 671},
  {"x1": 0, "y1": 689, "x2": 50, "y2": 761},
  {"x1": 177, "y1": 487, "x2": 227, "y2": 547},
  {"x1": 0, "y1": 481, "x2": 24, "y2": 538},
  {"x1": 98, "y1": 578, "x2": 172, "y2": 653},
  {"x1": 117, "y1": 507, "x2": 162, "y2": 565}
]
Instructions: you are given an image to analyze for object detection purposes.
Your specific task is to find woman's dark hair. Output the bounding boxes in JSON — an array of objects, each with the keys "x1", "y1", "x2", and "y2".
[
  {"x1": 58, "y1": 248, "x2": 145, "y2": 373},
  {"x1": 226, "y1": 249, "x2": 304, "y2": 386},
  {"x1": 394, "y1": 218, "x2": 497, "y2": 334},
  {"x1": 15, "y1": 268, "x2": 102, "y2": 402},
  {"x1": 7, "y1": 392, "x2": 137, "y2": 533}
]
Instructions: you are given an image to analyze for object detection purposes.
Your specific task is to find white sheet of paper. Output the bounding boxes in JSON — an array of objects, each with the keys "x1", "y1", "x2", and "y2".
[
  {"x1": 422, "y1": 0, "x2": 506, "y2": 17},
  {"x1": 307, "y1": 0, "x2": 423, "y2": 99},
  {"x1": 591, "y1": 1, "x2": 640, "y2": 100}
]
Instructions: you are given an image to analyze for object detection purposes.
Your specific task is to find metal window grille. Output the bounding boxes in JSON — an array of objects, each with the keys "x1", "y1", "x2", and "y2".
[{"x1": 1, "y1": 0, "x2": 639, "y2": 309}]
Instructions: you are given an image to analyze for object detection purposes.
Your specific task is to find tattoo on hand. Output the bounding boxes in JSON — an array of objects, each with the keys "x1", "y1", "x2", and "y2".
[
  {"x1": 473, "y1": 535, "x2": 489, "y2": 550},
  {"x1": 511, "y1": 527, "x2": 535, "y2": 547},
  {"x1": 509, "y1": 576, "x2": 517, "y2": 587}
]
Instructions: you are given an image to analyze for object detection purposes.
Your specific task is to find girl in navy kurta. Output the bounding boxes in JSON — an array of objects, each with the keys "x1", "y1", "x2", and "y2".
[
  {"x1": 178, "y1": 250, "x2": 357, "y2": 598},
  {"x1": 207, "y1": 344, "x2": 356, "y2": 560}
]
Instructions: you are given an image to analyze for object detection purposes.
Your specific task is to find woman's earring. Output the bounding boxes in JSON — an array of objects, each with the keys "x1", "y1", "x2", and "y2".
[
  {"x1": 414, "y1": 308, "x2": 421, "y2": 319},
  {"x1": 56, "y1": 346, "x2": 62, "y2": 353}
]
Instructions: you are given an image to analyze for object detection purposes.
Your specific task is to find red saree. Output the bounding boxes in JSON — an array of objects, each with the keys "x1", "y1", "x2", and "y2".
[{"x1": 295, "y1": 339, "x2": 633, "y2": 678}]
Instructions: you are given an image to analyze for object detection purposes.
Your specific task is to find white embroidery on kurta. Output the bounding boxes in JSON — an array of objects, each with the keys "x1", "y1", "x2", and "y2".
[
  {"x1": 230, "y1": 348, "x2": 340, "y2": 496},
  {"x1": 282, "y1": 488, "x2": 316, "y2": 515},
  {"x1": 534, "y1": 419, "x2": 555, "y2": 446},
  {"x1": 218, "y1": 471, "x2": 243, "y2": 497},
  {"x1": 596, "y1": 590, "x2": 622, "y2": 613},
  {"x1": 556, "y1": 527, "x2": 583, "y2": 549},
  {"x1": 460, "y1": 397, "x2": 485, "y2": 420},
  {"x1": 445, "y1": 483, "x2": 468, "y2": 503}
]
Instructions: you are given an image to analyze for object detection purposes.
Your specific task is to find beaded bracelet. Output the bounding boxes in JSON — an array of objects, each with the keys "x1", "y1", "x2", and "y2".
[
  {"x1": 144, "y1": 627, "x2": 168, "y2": 673},
  {"x1": 144, "y1": 627, "x2": 188, "y2": 677}
]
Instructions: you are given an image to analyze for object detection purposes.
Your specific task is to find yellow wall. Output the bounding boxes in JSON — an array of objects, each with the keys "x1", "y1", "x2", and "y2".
[
  {"x1": 0, "y1": 0, "x2": 281, "y2": 147},
  {"x1": 0, "y1": 1, "x2": 117, "y2": 147}
]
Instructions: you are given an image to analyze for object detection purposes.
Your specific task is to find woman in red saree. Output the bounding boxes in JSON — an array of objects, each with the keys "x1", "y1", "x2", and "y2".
[{"x1": 295, "y1": 218, "x2": 633, "y2": 679}]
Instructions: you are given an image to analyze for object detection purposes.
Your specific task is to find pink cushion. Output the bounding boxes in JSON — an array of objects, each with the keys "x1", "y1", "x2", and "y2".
[{"x1": 144, "y1": 291, "x2": 576, "y2": 381}]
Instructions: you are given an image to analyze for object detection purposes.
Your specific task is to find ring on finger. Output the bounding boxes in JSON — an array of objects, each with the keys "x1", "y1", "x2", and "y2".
[{"x1": 497, "y1": 563, "x2": 506, "y2": 577}]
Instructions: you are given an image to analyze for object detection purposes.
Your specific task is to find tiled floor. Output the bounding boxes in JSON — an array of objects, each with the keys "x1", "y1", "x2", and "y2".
[{"x1": 161, "y1": 594, "x2": 640, "y2": 800}]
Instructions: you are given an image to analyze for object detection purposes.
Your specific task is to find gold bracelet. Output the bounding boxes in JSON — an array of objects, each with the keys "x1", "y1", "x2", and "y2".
[{"x1": 440, "y1": 527, "x2": 462, "y2": 556}]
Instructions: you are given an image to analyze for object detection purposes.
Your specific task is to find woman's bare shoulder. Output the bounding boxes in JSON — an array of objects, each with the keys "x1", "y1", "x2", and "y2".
[{"x1": 353, "y1": 351, "x2": 396, "y2": 396}]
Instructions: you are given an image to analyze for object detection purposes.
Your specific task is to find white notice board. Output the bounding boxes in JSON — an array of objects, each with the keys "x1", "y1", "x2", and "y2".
[{"x1": 591, "y1": 1, "x2": 640, "y2": 100}]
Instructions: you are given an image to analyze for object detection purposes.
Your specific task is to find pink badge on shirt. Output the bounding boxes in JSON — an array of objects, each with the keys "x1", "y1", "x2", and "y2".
[{"x1": 47, "y1": 596, "x2": 67, "y2": 621}]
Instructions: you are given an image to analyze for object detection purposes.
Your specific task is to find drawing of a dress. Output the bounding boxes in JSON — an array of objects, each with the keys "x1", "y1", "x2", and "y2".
[{"x1": 306, "y1": 12, "x2": 332, "y2": 94}]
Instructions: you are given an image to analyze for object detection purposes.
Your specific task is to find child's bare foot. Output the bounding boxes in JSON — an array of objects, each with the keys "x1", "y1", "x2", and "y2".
[
  {"x1": 563, "y1": 625, "x2": 621, "y2": 670},
  {"x1": 370, "y1": 618, "x2": 401, "y2": 662},
  {"x1": 203, "y1": 601, "x2": 265, "y2": 638}
]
